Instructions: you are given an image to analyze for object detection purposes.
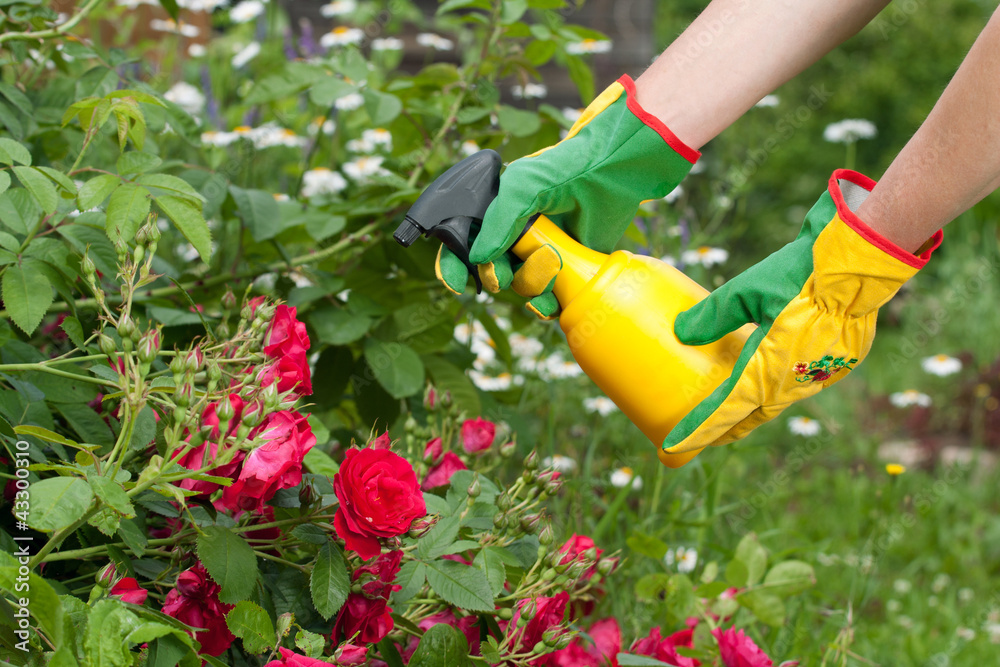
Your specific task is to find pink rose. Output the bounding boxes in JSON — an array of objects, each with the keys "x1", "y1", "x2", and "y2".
[
  {"x1": 460, "y1": 418, "x2": 495, "y2": 454},
  {"x1": 221, "y1": 410, "x2": 316, "y2": 512},
  {"x1": 632, "y1": 626, "x2": 700, "y2": 667},
  {"x1": 264, "y1": 647, "x2": 329, "y2": 667},
  {"x1": 421, "y1": 451, "x2": 467, "y2": 491},
  {"x1": 548, "y1": 618, "x2": 620, "y2": 667},
  {"x1": 712, "y1": 628, "x2": 773, "y2": 667},
  {"x1": 424, "y1": 437, "x2": 443, "y2": 463},
  {"x1": 162, "y1": 563, "x2": 235, "y2": 656},
  {"x1": 334, "y1": 644, "x2": 368, "y2": 665},
  {"x1": 109, "y1": 577, "x2": 148, "y2": 605},
  {"x1": 506, "y1": 592, "x2": 569, "y2": 659},
  {"x1": 333, "y1": 449, "x2": 426, "y2": 560}
]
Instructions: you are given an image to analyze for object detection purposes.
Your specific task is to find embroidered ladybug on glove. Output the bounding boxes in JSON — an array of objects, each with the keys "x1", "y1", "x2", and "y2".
[{"x1": 663, "y1": 169, "x2": 943, "y2": 458}]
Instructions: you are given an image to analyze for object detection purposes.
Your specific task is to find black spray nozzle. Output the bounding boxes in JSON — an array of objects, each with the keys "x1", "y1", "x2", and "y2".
[{"x1": 394, "y1": 149, "x2": 503, "y2": 293}]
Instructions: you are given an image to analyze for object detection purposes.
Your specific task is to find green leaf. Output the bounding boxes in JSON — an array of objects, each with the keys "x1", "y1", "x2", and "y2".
[
  {"x1": 304, "y1": 212, "x2": 345, "y2": 241},
  {"x1": 137, "y1": 173, "x2": 205, "y2": 205},
  {"x1": 89, "y1": 506, "x2": 121, "y2": 535},
  {"x1": 409, "y1": 623, "x2": 471, "y2": 667},
  {"x1": 106, "y1": 183, "x2": 151, "y2": 246},
  {"x1": 310, "y1": 541, "x2": 350, "y2": 620},
  {"x1": 85, "y1": 599, "x2": 133, "y2": 666},
  {"x1": 0, "y1": 567, "x2": 64, "y2": 645},
  {"x1": 392, "y1": 561, "x2": 426, "y2": 604},
  {"x1": 497, "y1": 105, "x2": 541, "y2": 138},
  {"x1": 474, "y1": 547, "x2": 507, "y2": 597},
  {"x1": 13, "y1": 166, "x2": 58, "y2": 214},
  {"x1": 118, "y1": 518, "x2": 148, "y2": 558},
  {"x1": 311, "y1": 308, "x2": 371, "y2": 345},
  {"x1": 295, "y1": 629, "x2": 326, "y2": 658},
  {"x1": 362, "y1": 89, "x2": 403, "y2": 126},
  {"x1": 117, "y1": 151, "x2": 163, "y2": 176},
  {"x1": 524, "y1": 39, "x2": 557, "y2": 66},
  {"x1": 763, "y1": 560, "x2": 816, "y2": 597},
  {"x1": 566, "y1": 55, "x2": 595, "y2": 105},
  {"x1": 418, "y1": 515, "x2": 462, "y2": 560},
  {"x1": 303, "y1": 447, "x2": 339, "y2": 478},
  {"x1": 626, "y1": 532, "x2": 669, "y2": 560},
  {"x1": 230, "y1": 185, "x2": 281, "y2": 242},
  {"x1": 363, "y1": 338, "x2": 425, "y2": 399},
  {"x1": 308, "y1": 77, "x2": 357, "y2": 107},
  {"x1": 128, "y1": 405, "x2": 158, "y2": 451},
  {"x1": 158, "y1": 0, "x2": 179, "y2": 20},
  {"x1": 424, "y1": 559, "x2": 494, "y2": 612},
  {"x1": 0, "y1": 81, "x2": 33, "y2": 117},
  {"x1": 36, "y1": 166, "x2": 78, "y2": 197},
  {"x1": 196, "y1": 525, "x2": 259, "y2": 604},
  {"x1": 15, "y1": 424, "x2": 79, "y2": 447},
  {"x1": 2, "y1": 264, "x2": 53, "y2": 336},
  {"x1": 155, "y1": 195, "x2": 212, "y2": 261},
  {"x1": 736, "y1": 589, "x2": 786, "y2": 627},
  {"x1": 616, "y1": 656, "x2": 678, "y2": 667},
  {"x1": 89, "y1": 474, "x2": 135, "y2": 517},
  {"x1": 437, "y1": 0, "x2": 491, "y2": 14},
  {"x1": 732, "y1": 533, "x2": 768, "y2": 587},
  {"x1": 226, "y1": 601, "x2": 275, "y2": 655},
  {"x1": 0, "y1": 171, "x2": 9, "y2": 197},
  {"x1": 0, "y1": 137, "x2": 31, "y2": 165},
  {"x1": 27, "y1": 476, "x2": 94, "y2": 533},
  {"x1": 500, "y1": 0, "x2": 527, "y2": 23},
  {"x1": 60, "y1": 315, "x2": 85, "y2": 348},
  {"x1": 725, "y1": 558, "x2": 748, "y2": 588},
  {"x1": 245, "y1": 64, "x2": 328, "y2": 105}
]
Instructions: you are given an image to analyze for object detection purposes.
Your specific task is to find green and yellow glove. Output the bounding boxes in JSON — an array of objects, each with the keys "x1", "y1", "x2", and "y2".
[
  {"x1": 436, "y1": 74, "x2": 700, "y2": 319},
  {"x1": 663, "y1": 170, "x2": 943, "y2": 457}
]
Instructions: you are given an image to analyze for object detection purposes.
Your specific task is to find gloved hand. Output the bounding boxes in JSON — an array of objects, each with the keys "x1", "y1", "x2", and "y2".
[
  {"x1": 435, "y1": 74, "x2": 700, "y2": 318},
  {"x1": 663, "y1": 169, "x2": 942, "y2": 457}
]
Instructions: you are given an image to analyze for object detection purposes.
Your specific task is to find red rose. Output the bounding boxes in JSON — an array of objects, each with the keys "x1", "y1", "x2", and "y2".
[
  {"x1": 333, "y1": 448, "x2": 426, "y2": 560},
  {"x1": 333, "y1": 552, "x2": 402, "y2": 646},
  {"x1": 221, "y1": 410, "x2": 316, "y2": 512},
  {"x1": 548, "y1": 618, "x2": 620, "y2": 667},
  {"x1": 558, "y1": 534, "x2": 603, "y2": 577},
  {"x1": 264, "y1": 647, "x2": 329, "y2": 667},
  {"x1": 712, "y1": 628, "x2": 773, "y2": 667},
  {"x1": 460, "y1": 418, "x2": 495, "y2": 454},
  {"x1": 370, "y1": 431, "x2": 392, "y2": 450},
  {"x1": 506, "y1": 592, "x2": 569, "y2": 659},
  {"x1": 162, "y1": 563, "x2": 235, "y2": 656},
  {"x1": 632, "y1": 627, "x2": 700, "y2": 667},
  {"x1": 109, "y1": 577, "x2": 148, "y2": 605},
  {"x1": 421, "y1": 451, "x2": 467, "y2": 491},
  {"x1": 261, "y1": 304, "x2": 312, "y2": 396},
  {"x1": 423, "y1": 437, "x2": 443, "y2": 463},
  {"x1": 334, "y1": 644, "x2": 368, "y2": 665},
  {"x1": 175, "y1": 395, "x2": 246, "y2": 496},
  {"x1": 260, "y1": 356, "x2": 312, "y2": 396}
]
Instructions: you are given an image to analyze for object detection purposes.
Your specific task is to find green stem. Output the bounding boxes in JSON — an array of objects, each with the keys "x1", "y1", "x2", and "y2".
[
  {"x1": 0, "y1": 363, "x2": 118, "y2": 387},
  {"x1": 42, "y1": 537, "x2": 188, "y2": 562},
  {"x1": 0, "y1": 221, "x2": 380, "y2": 319},
  {"x1": 0, "y1": 0, "x2": 106, "y2": 44},
  {"x1": 27, "y1": 505, "x2": 101, "y2": 570}
]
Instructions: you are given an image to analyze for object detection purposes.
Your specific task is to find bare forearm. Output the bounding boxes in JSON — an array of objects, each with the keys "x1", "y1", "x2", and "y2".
[
  {"x1": 858, "y1": 7, "x2": 1000, "y2": 252},
  {"x1": 635, "y1": 0, "x2": 890, "y2": 149}
]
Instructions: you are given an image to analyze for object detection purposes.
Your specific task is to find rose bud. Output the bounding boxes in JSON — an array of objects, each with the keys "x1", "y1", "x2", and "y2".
[
  {"x1": 408, "y1": 515, "x2": 438, "y2": 539},
  {"x1": 467, "y1": 476, "x2": 481, "y2": 499},
  {"x1": 553, "y1": 632, "x2": 574, "y2": 650},
  {"x1": 169, "y1": 354, "x2": 186, "y2": 382},
  {"x1": 542, "y1": 628, "x2": 562, "y2": 648},
  {"x1": 96, "y1": 563, "x2": 117, "y2": 588},
  {"x1": 241, "y1": 401, "x2": 264, "y2": 428},
  {"x1": 596, "y1": 557, "x2": 618, "y2": 577},
  {"x1": 299, "y1": 482, "x2": 319, "y2": 507},
  {"x1": 261, "y1": 381, "x2": 279, "y2": 410},
  {"x1": 520, "y1": 514, "x2": 542, "y2": 534},
  {"x1": 137, "y1": 327, "x2": 161, "y2": 366},
  {"x1": 98, "y1": 332, "x2": 116, "y2": 358},
  {"x1": 492, "y1": 513, "x2": 508, "y2": 530},
  {"x1": 517, "y1": 600, "x2": 536, "y2": 627},
  {"x1": 423, "y1": 385, "x2": 438, "y2": 411},
  {"x1": 221, "y1": 288, "x2": 237, "y2": 312},
  {"x1": 173, "y1": 382, "x2": 193, "y2": 408},
  {"x1": 524, "y1": 450, "x2": 538, "y2": 471},
  {"x1": 497, "y1": 607, "x2": 513, "y2": 621},
  {"x1": 81, "y1": 251, "x2": 97, "y2": 280},
  {"x1": 440, "y1": 389, "x2": 453, "y2": 408},
  {"x1": 499, "y1": 440, "x2": 516, "y2": 458},
  {"x1": 185, "y1": 348, "x2": 204, "y2": 374},
  {"x1": 538, "y1": 523, "x2": 555, "y2": 547},
  {"x1": 496, "y1": 492, "x2": 512, "y2": 512}
]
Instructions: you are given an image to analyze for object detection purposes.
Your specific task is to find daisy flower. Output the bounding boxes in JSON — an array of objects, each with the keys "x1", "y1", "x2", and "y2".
[
  {"x1": 565, "y1": 39, "x2": 612, "y2": 55},
  {"x1": 921, "y1": 354, "x2": 962, "y2": 376},
  {"x1": 372, "y1": 37, "x2": 403, "y2": 51},
  {"x1": 788, "y1": 416, "x2": 821, "y2": 436},
  {"x1": 823, "y1": 119, "x2": 877, "y2": 143},
  {"x1": 231, "y1": 42, "x2": 261, "y2": 68},
  {"x1": 610, "y1": 466, "x2": 642, "y2": 490},
  {"x1": 663, "y1": 185, "x2": 683, "y2": 204},
  {"x1": 150, "y1": 18, "x2": 200, "y2": 37},
  {"x1": 508, "y1": 333, "x2": 544, "y2": 359},
  {"x1": 665, "y1": 546, "x2": 698, "y2": 573},
  {"x1": 889, "y1": 390, "x2": 932, "y2": 407},
  {"x1": 335, "y1": 92, "x2": 364, "y2": 111},
  {"x1": 754, "y1": 94, "x2": 780, "y2": 108},
  {"x1": 542, "y1": 454, "x2": 578, "y2": 473},
  {"x1": 343, "y1": 156, "x2": 387, "y2": 180},
  {"x1": 321, "y1": 26, "x2": 364, "y2": 49},
  {"x1": 301, "y1": 168, "x2": 348, "y2": 198},
  {"x1": 542, "y1": 353, "x2": 584, "y2": 380},
  {"x1": 681, "y1": 246, "x2": 728, "y2": 267},
  {"x1": 163, "y1": 81, "x2": 204, "y2": 115},
  {"x1": 229, "y1": 0, "x2": 265, "y2": 23},
  {"x1": 583, "y1": 396, "x2": 618, "y2": 416},
  {"x1": 416, "y1": 33, "x2": 454, "y2": 51},
  {"x1": 512, "y1": 83, "x2": 547, "y2": 99},
  {"x1": 320, "y1": 0, "x2": 357, "y2": 17}
]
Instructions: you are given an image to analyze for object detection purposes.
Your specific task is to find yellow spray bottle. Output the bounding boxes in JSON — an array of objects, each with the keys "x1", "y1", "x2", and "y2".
[{"x1": 394, "y1": 150, "x2": 754, "y2": 467}]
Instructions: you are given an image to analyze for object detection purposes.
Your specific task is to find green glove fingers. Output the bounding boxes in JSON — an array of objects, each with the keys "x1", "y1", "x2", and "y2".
[
  {"x1": 526, "y1": 293, "x2": 560, "y2": 320},
  {"x1": 434, "y1": 246, "x2": 470, "y2": 296},
  {"x1": 478, "y1": 255, "x2": 514, "y2": 293}
]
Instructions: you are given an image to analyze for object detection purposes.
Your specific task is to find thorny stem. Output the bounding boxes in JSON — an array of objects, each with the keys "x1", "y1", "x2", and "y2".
[{"x1": 0, "y1": 0, "x2": 106, "y2": 45}]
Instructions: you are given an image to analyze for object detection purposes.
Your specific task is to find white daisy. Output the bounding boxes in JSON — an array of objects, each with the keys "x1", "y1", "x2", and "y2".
[
  {"x1": 319, "y1": 0, "x2": 357, "y2": 17},
  {"x1": 681, "y1": 246, "x2": 728, "y2": 267},
  {"x1": 788, "y1": 416, "x2": 821, "y2": 437},
  {"x1": 163, "y1": 81, "x2": 204, "y2": 115},
  {"x1": 956, "y1": 627, "x2": 976, "y2": 641},
  {"x1": 459, "y1": 140, "x2": 480, "y2": 157},
  {"x1": 321, "y1": 26, "x2": 364, "y2": 49},
  {"x1": 308, "y1": 116, "x2": 337, "y2": 136},
  {"x1": 372, "y1": 37, "x2": 403, "y2": 51},
  {"x1": 150, "y1": 18, "x2": 200, "y2": 37},
  {"x1": 583, "y1": 396, "x2": 618, "y2": 416},
  {"x1": 512, "y1": 83, "x2": 547, "y2": 99},
  {"x1": 565, "y1": 39, "x2": 612, "y2": 55},
  {"x1": 301, "y1": 168, "x2": 348, "y2": 198},
  {"x1": 508, "y1": 333, "x2": 544, "y2": 359},
  {"x1": 610, "y1": 466, "x2": 642, "y2": 490},
  {"x1": 273, "y1": 193, "x2": 289, "y2": 202},
  {"x1": 755, "y1": 94, "x2": 780, "y2": 108},
  {"x1": 931, "y1": 573, "x2": 951, "y2": 593},
  {"x1": 346, "y1": 137, "x2": 376, "y2": 153},
  {"x1": 659, "y1": 255, "x2": 677, "y2": 267},
  {"x1": 468, "y1": 370, "x2": 518, "y2": 391},
  {"x1": 201, "y1": 130, "x2": 239, "y2": 147},
  {"x1": 889, "y1": 390, "x2": 932, "y2": 408},
  {"x1": 665, "y1": 546, "x2": 698, "y2": 574},
  {"x1": 958, "y1": 587, "x2": 975, "y2": 603},
  {"x1": 229, "y1": 0, "x2": 265, "y2": 23},
  {"x1": 921, "y1": 354, "x2": 962, "y2": 376},
  {"x1": 187, "y1": 43, "x2": 207, "y2": 58},
  {"x1": 254, "y1": 272, "x2": 278, "y2": 290},
  {"x1": 542, "y1": 454, "x2": 577, "y2": 473},
  {"x1": 253, "y1": 125, "x2": 306, "y2": 149},
  {"x1": 823, "y1": 119, "x2": 877, "y2": 144},
  {"x1": 542, "y1": 353, "x2": 584, "y2": 380},
  {"x1": 343, "y1": 156, "x2": 387, "y2": 180},
  {"x1": 562, "y1": 107, "x2": 583, "y2": 124},
  {"x1": 894, "y1": 579, "x2": 913, "y2": 594},
  {"x1": 416, "y1": 33, "x2": 454, "y2": 51},
  {"x1": 453, "y1": 320, "x2": 489, "y2": 345},
  {"x1": 335, "y1": 92, "x2": 364, "y2": 111},
  {"x1": 231, "y1": 41, "x2": 261, "y2": 68}
]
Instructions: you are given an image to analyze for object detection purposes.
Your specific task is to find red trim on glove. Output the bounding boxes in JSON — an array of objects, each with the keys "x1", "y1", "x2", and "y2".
[
  {"x1": 829, "y1": 169, "x2": 942, "y2": 269},
  {"x1": 617, "y1": 74, "x2": 701, "y2": 165}
]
